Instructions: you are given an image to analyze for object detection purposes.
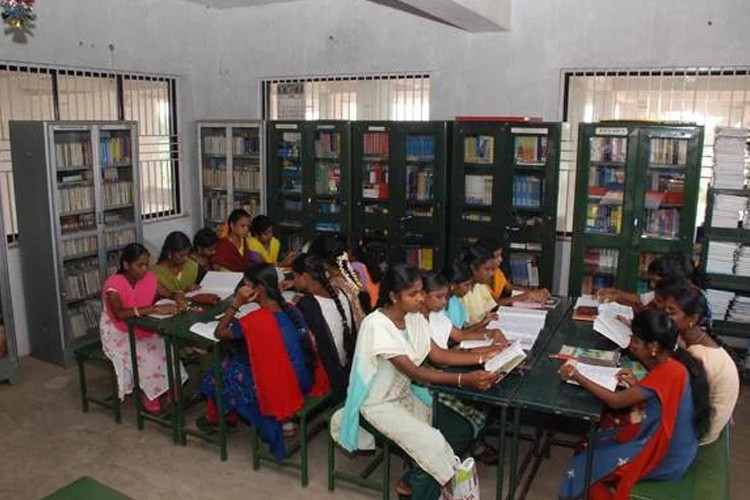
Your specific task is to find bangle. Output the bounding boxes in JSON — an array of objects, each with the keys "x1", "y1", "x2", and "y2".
[
  {"x1": 457, "y1": 373, "x2": 462, "y2": 387},
  {"x1": 134, "y1": 307, "x2": 140, "y2": 317},
  {"x1": 478, "y1": 354, "x2": 483, "y2": 365}
]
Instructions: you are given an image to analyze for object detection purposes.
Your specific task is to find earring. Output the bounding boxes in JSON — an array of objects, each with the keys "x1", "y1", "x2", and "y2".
[{"x1": 650, "y1": 350, "x2": 657, "y2": 358}]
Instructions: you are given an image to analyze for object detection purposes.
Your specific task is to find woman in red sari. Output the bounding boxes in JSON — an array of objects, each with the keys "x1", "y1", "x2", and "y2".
[
  {"x1": 213, "y1": 209, "x2": 253, "y2": 272},
  {"x1": 557, "y1": 309, "x2": 710, "y2": 500}
]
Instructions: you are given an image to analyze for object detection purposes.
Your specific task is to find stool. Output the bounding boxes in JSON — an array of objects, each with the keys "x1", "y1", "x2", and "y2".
[
  {"x1": 327, "y1": 409, "x2": 409, "y2": 500},
  {"x1": 74, "y1": 341, "x2": 122, "y2": 424},
  {"x1": 250, "y1": 394, "x2": 332, "y2": 487}
]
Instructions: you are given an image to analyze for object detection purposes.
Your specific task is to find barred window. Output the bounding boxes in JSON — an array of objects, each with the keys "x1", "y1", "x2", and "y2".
[
  {"x1": 263, "y1": 73, "x2": 430, "y2": 121},
  {"x1": 0, "y1": 64, "x2": 180, "y2": 241},
  {"x1": 561, "y1": 68, "x2": 750, "y2": 235}
]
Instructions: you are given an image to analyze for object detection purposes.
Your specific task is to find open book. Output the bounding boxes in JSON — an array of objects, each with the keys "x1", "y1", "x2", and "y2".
[
  {"x1": 593, "y1": 309, "x2": 632, "y2": 349},
  {"x1": 568, "y1": 362, "x2": 621, "y2": 392},
  {"x1": 483, "y1": 343, "x2": 527, "y2": 381},
  {"x1": 487, "y1": 307, "x2": 547, "y2": 351},
  {"x1": 188, "y1": 271, "x2": 244, "y2": 300},
  {"x1": 189, "y1": 321, "x2": 220, "y2": 342}
]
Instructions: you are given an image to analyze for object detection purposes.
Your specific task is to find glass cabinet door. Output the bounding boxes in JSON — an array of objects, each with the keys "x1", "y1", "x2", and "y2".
[
  {"x1": 314, "y1": 128, "x2": 343, "y2": 233},
  {"x1": 580, "y1": 246, "x2": 621, "y2": 295},
  {"x1": 201, "y1": 126, "x2": 229, "y2": 228},
  {"x1": 231, "y1": 126, "x2": 262, "y2": 221},
  {"x1": 640, "y1": 137, "x2": 689, "y2": 241},
  {"x1": 585, "y1": 136, "x2": 628, "y2": 235}
]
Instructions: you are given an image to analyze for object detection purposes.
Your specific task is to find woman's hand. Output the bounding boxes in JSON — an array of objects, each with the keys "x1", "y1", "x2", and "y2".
[
  {"x1": 462, "y1": 370, "x2": 499, "y2": 390},
  {"x1": 279, "y1": 250, "x2": 298, "y2": 268},
  {"x1": 234, "y1": 285, "x2": 258, "y2": 305},
  {"x1": 557, "y1": 360, "x2": 578, "y2": 382},
  {"x1": 615, "y1": 314, "x2": 632, "y2": 327},
  {"x1": 188, "y1": 284, "x2": 201, "y2": 292},
  {"x1": 487, "y1": 328, "x2": 508, "y2": 346},
  {"x1": 596, "y1": 288, "x2": 619, "y2": 302},
  {"x1": 528, "y1": 288, "x2": 551, "y2": 302},
  {"x1": 173, "y1": 292, "x2": 188, "y2": 311},
  {"x1": 153, "y1": 303, "x2": 178, "y2": 316},
  {"x1": 617, "y1": 368, "x2": 637, "y2": 388}
]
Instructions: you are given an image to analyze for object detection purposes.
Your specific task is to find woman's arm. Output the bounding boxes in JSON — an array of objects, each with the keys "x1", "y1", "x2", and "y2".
[
  {"x1": 428, "y1": 339, "x2": 502, "y2": 367},
  {"x1": 389, "y1": 355, "x2": 498, "y2": 390},
  {"x1": 214, "y1": 286, "x2": 258, "y2": 340},
  {"x1": 596, "y1": 288, "x2": 642, "y2": 308},
  {"x1": 106, "y1": 291, "x2": 176, "y2": 321}
]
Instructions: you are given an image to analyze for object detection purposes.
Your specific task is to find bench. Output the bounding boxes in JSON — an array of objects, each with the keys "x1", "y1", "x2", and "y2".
[
  {"x1": 630, "y1": 428, "x2": 730, "y2": 500},
  {"x1": 74, "y1": 341, "x2": 122, "y2": 424}
]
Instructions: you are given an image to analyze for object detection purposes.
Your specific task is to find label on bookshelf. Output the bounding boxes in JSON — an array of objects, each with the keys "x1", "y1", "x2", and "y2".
[
  {"x1": 316, "y1": 125, "x2": 335, "y2": 130},
  {"x1": 275, "y1": 123, "x2": 299, "y2": 130},
  {"x1": 367, "y1": 126, "x2": 386, "y2": 132},
  {"x1": 511, "y1": 127, "x2": 548, "y2": 135},
  {"x1": 594, "y1": 127, "x2": 628, "y2": 136}
]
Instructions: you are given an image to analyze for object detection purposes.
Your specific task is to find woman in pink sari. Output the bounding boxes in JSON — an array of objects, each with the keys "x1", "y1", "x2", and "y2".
[{"x1": 100, "y1": 243, "x2": 186, "y2": 414}]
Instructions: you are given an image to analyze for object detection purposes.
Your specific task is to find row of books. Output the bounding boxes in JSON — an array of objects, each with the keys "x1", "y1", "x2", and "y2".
[
  {"x1": 105, "y1": 227, "x2": 136, "y2": 249},
  {"x1": 315, "y1": 132, "x2": 341, "y2": 157},
  {"x1": 406, "y1": 135, "x2": 435, "y2": 159},
  {"x1": 282, "y1": 165, "x2": 303, "y2": 193},
  {"x1": 514, "y1": 135, "x2": 548, "y2": 165},
  {"x1": 318, "y1": 200, "x2": 342, "y2": 214},
  {"x1": 405, "y1": 205, "x2": 434, "y2": 218},
  {"x1": 642, "y1": 208, "x2": 680, "y2": 239},
  {"x1": 649, "y1": 138, "x2": 688, "y2": 165},
  {"x1": 713, "y1": 127, "x2": 748, "y2": 189},
  {"x1": 588, "y1": 165, "x2": 626, "y2": 188},
  {"x1": 711, "y1": 193, "x2": 748, "y2": 228},
  {"x1": 103, "y1": 181, "x2": 133, "y2": 207},
  {"x1": 203, "y1": 135, "x2": 227, "y2": 155},
  {"x1": 644, "y1": 191, "x2": 684, "y2": 209},
  {"x1": 232, "y1": 134, "x2": 260, "y2": 156},
  {"x1": 363, "y1": 131, "x2": 389, "y2": 156},
  {"x1": 464, "y1": 135, "x2": 494, "y2": 164},
  {"x1": 406, "y1": 167, "x2": 434, "y2": 202},
  {"x1": 64, "y1": 261, "x2": 101, "y2": 302},
  {"x1": 727, "y1": 295, "x2": 750, "y2": 324},
  {"x1": 508, "y1": 254, "x2": 540, "y2": 287},
  {"x1": 234, "y1": 170, "x2": 262, "y2": 191},
  {"x1": 581, "y1": 275, "x2": 615, "y2": 295},
  {"x1": 465, "y1": 174, "x2": 493, "y2": 206},
  {"x1": 315, "y1": 221, "x2": 342, "y2": 233},
  {"x1": 99, "y1": 135, "x2": 132, "y2": 166},
  {"x1": 585, "y1": 204, "x2": 623, "y2": 234},
  {"x1": 362, "y1": 162, "x2": 390, "y2": 200},
  {"x1": 705, "y1": 289, "x2": 736, "y2": 321},
  {"x1": 512, "y1": 175, "x2": 543, "y2": 209},
  {"x1": 278, "y1": 133, "x2": 302, "y2": 159},
  {"x1": 315, "y1": 163, "x2": 341, "y2": 195},
  {"x1": 590, "y1": 137, "x2": 628, "y2": 163},
  {"x1": 59, "y1": 185, "x2": 94, "y2": 214},
  {"x1": 285, "y1": 199, "x2": 303, "y2": 211},
  {"x1": 68, "y1": 299, "x2": 102, "y2": 339},
  {"x1": 61, "y1": 213, "x2": 95, "y2": 234},
  {"x1": 404, "y1": 246, "x2": 434, "y2": 271},
  {"x1": 461, "y1": 212, "x2": 492, "y2": 222},
  {"x1": 645, "y1": 171, "x2": 684, "y2": 193},
  {"x1": 583, "y1": 247, "x2": 619, "y2": 275},
  {"x1": 62, "y1": 235, "x2": 98, "y2": 259},
  {"x1": 55, "y1": 141, "x2": 93, "y2": 168}
]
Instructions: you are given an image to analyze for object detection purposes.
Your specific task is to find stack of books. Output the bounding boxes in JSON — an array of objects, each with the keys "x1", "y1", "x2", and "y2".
[
  {"x1": 706, "y1": 241, "x2": 738, "y2": 275},
  {"x1": 712, "y1": 194, "x2": 748, "y2": 228},
  {"x1": 713, "y1": 127, "x2": 748, "y2": 189},
  {"x1": 728, "y1": 296, "x2": 750, "y2": 324},
  {"x1": 705, "y1": 288, "x2": 736, "y2": 321}
]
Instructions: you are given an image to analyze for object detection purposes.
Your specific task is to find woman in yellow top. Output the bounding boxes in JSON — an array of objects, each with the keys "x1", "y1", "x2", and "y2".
[
  {"x1": 458, "y1": 245, "x2": 498, "y2": 326},
  {"x1": 247, "y1": 215, "x2": 297, "y2": 267}
]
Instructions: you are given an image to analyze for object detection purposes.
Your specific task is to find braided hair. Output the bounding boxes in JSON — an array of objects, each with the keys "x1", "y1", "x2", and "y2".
[
  {"x1": 294, "y1": 252, "x2": 355, "y2": 364},
  {"x1": 308, "y1": 234, "x2": 363, "y2": 291},
  {"x1": 243, "y1": 263, "x2": 315, "y2": 374}
]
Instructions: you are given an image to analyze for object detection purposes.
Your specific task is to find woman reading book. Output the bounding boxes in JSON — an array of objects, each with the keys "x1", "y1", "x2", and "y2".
[{"x1": 557, "y1": 309, "x2": 710, "y2": 499}]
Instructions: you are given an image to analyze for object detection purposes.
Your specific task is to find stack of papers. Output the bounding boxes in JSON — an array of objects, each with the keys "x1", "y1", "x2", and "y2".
[
  {"x1": 487, "y1": 307, "x2": 547, "y2": 351},
  {"x1": 712, "y1": 194, "x2": 748, "y2": 228},
  {"x1": 593, "y1": 308, "x2": 632, "y2": 349},
  {"x1": 728, "y1": 295, "x2": 750, "y2": 324},
  {"x1": 713, "y1": 127, "x2": 748, "y2": 189},
  {"x1": 189, "y1": 271, "x2": 244, "y2": 300},
  {"x1": 568, "y1": 362, "x2": 621, "y2": 392},
  {"x1": 483, "y1": 342, "x2": 526, "y2": 380},
  {"x1": 705, "y1": 288, "x2": 736, "y2": 321},
  {"x1": 706, "y1": 242, "x2": 738, "y2": 275},
  {"x1": 736, "y1": 246, "x2": 750, "y2": 277}
]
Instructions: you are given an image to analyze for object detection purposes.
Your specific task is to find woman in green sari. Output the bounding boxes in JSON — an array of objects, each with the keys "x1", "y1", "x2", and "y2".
[{"x1": 152, "y1": 231, "x2": 200, "y2": 295}]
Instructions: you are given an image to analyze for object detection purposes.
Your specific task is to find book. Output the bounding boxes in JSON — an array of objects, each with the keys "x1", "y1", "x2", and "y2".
[
  {"x1": 568, "y1": 362, "x2": 621, "y2": 392},
  {"x1": 459, "y1": 338, "x2": 494, "y2": 350},
  {"x1": 557, "y1": 345, "x2": 621, "y2": 367},
  {"x1": 483, "y1": 342, "x2": 526, "y2": 381},
  {"x1": 572, "y1": 305, "x2": 598, "y2": 322},
  {"x1": 190, "y1": 271, "x2": 244, "y2": 300},
  {"x1": 189, "y1": 320, "x2": 220, "y2": 342},
  {"x1": 593, "y1": 309, "x2": 632, "y2": 348},
  {"x1": 487, "y1": 307, "x2": 547, "y2": 351}
]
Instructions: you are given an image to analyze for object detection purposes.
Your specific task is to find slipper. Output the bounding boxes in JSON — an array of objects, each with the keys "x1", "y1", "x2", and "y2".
[{"x1": 282, "y1": 424, "x2": 298, "y2": 438}]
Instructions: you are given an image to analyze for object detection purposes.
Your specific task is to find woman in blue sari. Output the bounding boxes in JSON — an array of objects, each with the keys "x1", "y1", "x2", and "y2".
[{"x1": 557, "y1": 309, "x2": 710, "y2": 500}]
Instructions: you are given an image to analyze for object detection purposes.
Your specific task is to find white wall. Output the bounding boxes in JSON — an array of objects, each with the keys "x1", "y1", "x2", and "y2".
[{"x1": 3, "y1": 0, "x2": 750, "y2": 355}]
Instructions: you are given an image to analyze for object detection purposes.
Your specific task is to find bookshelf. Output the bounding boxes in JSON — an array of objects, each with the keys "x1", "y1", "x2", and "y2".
[
  {"x1": 570, "y1": 122, "x2": 703, "y2": 296},
  {"x1": 266, "y1": 121, "x2": 351, "y2": 250},
  {"x1": 198, "y1": 121, "x2": 264, "y2": 231},
  {"x1": 449, "y1": 121, "x2": 560, "y2": 288},
  {"x1": 0, "y1": 184, "x2": 18, "y2": 382},
  {"x1": 10, "y1": 121, "x2": 142, "y2": 366},
  {"x1": 351, "y1": 121, "x2": 449, "y2": 271}
]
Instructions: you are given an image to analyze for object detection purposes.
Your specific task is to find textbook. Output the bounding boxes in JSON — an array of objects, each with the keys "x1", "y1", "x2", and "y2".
[
  {"x1": 484, "y1": 342, "x2": 526, "y2": 381},
  {"x1": 593, "y1": 309, "x2": 632, "y2": 349},
  {"x1": 557, "y1": 345, "x2": 621, "y2": 367},
  {"x1": 568, "y1": 362, "x2": 620, "y2": 392}
]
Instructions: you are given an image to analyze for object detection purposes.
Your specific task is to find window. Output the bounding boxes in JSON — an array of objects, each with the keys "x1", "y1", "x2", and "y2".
[
  {"x1": 263, "y1": 74, "x2": 430, "y2": 121},
  {"x1": 561, "y1": 68, "x2": 750, "y2": 235},
  {"x1": 0, "y1": 64, "x2": 180, "y2": 240}
]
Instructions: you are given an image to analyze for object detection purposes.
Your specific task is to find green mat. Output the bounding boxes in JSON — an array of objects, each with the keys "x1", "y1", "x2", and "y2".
[{"x1": 42, "y1": 477, "x2": 131, "y2": 500}]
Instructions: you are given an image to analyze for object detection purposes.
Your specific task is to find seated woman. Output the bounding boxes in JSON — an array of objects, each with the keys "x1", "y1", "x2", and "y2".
[
  {"x1": 292, "y1": 252, "x2": 356, "y2": 404},
  {"x1": 247, "y1": 214, "x2": 297, "y2": 267},
  {"x1": 100, "y1": 243, "x2": 186, "y2": 414},
  {"x1": 190, "y1": 227, "x2": 218, "y2": 282},
  {"x1": 478, "y1": 237, "x2": 550, "y2": 305},
  {"x1": 213, "y1": 209, "x2": 253, "y2": 272},
  {"x1": 596, "y1": 252, "x2": 702, "y2": 309},
  {"x1": 152, "y1": 231, "x2": 201, "y2": 295},
  {"x1": 199, "y1": 263, "x2": 328, "y2": 460},
  {"x1": 557, "y1": 309, "x2": 710, "y2": 499},
  {"x1": 458, "y1": 246, "x2": 500, "y2": 326},
  {"x1": 332, "y1": 264, "x2": 502, "y2": 499},
  {"x1": 660, "y1": 283, "x2": 740, "y2": 445},
  {"x1": 350, "y1": 240, "x2": 383, "y2": 311}
]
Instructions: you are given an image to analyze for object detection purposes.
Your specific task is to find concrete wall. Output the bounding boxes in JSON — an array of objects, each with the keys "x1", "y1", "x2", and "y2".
[{"x1": 2, "y1": 0, "x2": 750, "y2": 355}]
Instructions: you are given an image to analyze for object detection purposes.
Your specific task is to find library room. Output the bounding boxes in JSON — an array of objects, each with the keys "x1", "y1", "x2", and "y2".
[{"x1": 0, "y1": 1, "x2": 748, "y2": 499}]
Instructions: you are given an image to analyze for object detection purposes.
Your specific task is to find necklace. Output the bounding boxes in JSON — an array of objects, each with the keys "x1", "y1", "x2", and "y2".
[
  {"x1": 383, "y1": 308, "x2": 406, "y2": 329},
  {"x1": 689, "y1": 329, "x2": 708, "y2": 347}
]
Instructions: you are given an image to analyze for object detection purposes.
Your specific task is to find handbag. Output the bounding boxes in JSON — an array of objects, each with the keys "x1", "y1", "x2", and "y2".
[{"x1": 440, "y1": 456, "x2": 480, "y2": 500}]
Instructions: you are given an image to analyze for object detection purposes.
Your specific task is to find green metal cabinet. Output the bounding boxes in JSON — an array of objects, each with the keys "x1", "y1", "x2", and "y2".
[
  {"x1": 570, "y1": 122, "x2": 704, "y2": 296},
  {"x1": 266, "y1": 121, "x2": 351, "y2": 250},
  {"x1": 449, "y1": 121, "x2": 560, "y2": 289},
  {"x1": 351, "y1": 121, "x2": 449, "y2": 271}
]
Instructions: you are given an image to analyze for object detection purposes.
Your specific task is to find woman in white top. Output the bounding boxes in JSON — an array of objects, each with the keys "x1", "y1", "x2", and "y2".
[
  {"x1": 332, "y1": 264, "x2": 501, "y2": 499},
  {"x1": 292, "y1": 252, "x2": 356, "y2": 404},
  {"x1": 661, "y1": 282, "x2": 739, "y2": 445}
]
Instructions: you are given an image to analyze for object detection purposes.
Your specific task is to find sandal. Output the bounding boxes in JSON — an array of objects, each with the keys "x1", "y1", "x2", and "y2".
[
  {"x1": 282, "y1": 422, "x2": 297, "y2": 438},
  {"x1": 472, "y1": 439, "x2": 499, "y2": 465}
]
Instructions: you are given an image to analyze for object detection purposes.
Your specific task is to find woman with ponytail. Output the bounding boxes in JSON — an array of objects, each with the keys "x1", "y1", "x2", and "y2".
[
  {"x1": 292, "y1": 253, "x2": 357, "y2": 403},
  {"x1": 199, "y1": 263, "x2": 329, "y2": 460},
  {"x1": 660, "y1": 282, "x2": 739, "y2": 445},
  {"x1": 557, "y1": 309, "x2": 710, "y2": 499}
]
